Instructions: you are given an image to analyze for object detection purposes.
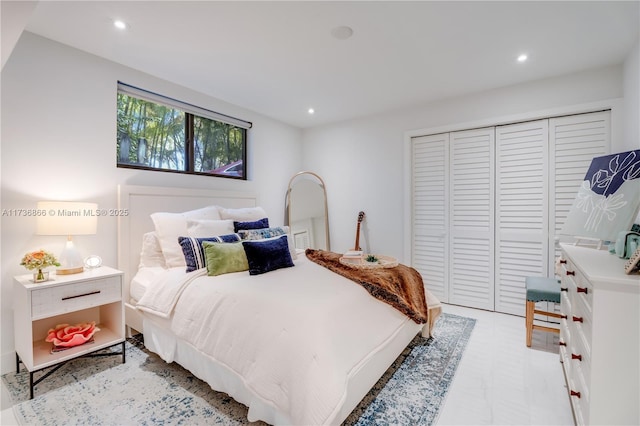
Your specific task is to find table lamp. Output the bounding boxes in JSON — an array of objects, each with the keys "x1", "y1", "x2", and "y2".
[{"x1": 36, "y1": 201, "x2": 98, "y2": 274}]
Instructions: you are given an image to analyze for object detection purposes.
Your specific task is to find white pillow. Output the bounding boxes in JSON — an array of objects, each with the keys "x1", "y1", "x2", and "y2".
[
  {"x1": 187, "y1": 219, "x2": 234, "y2": 238},
  {"x1": 138, "y1": 231, "x2": 166, "y2": 269},
  {"x1": 151, "y1": 206, "x2": 221, "y2": 267},
  {"x1": 218, "y1": 206, "x2": 268, "y2": 222}
]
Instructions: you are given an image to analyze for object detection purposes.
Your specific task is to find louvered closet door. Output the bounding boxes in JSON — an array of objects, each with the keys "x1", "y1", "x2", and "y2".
[
  {"x1": 549, "y1": 111, "x2": 610, "y2": 273},
  {"x1": 495, "y1": 120, "x2": 549, "y2": 315},
  {"x1": 411, "y1": 133, "x2": 449, "y2": 302},
  {"x1": 449, "y1": 128, "x2": 495, "y2": 310}
]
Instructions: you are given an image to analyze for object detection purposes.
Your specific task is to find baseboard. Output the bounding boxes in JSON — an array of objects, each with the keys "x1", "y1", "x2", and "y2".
[{"x1": 1, "y1": 350, "x2": 15, "y2": 376}]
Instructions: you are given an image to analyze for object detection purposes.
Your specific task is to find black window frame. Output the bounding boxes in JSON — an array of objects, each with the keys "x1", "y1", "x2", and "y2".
[{"x1": 116, "y1": 82, "x2": 251, "y2": 180}]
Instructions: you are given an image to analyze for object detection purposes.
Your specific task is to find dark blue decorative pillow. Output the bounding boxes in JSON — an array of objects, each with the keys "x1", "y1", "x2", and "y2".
[
  {"x1": 234, "y1": 217, "x2": 269, "y2": 233},
  {"x1": 179, "y1": 233, "x2": 241, "y2": 272},
  {"x1": 242, "y1": 235, "x2": 294, "y2": 275}
]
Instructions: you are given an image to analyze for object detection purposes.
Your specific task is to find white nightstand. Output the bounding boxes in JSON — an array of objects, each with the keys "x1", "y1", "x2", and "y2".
[{"x1": 13, "y1": 266, "x2": 125, "y2": 399}]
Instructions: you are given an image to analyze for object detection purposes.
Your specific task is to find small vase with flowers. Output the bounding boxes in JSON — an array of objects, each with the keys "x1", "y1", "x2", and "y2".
[{"x1": 20, "y1": 249, "x2": 60, "y2": 283}]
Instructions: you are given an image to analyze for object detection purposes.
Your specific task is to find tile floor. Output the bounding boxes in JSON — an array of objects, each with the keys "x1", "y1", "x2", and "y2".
[
  {"x1": 1, "y1": 304, "x2": 574, "y2": 425},
  {"x1": 436, "y1": 304, "x2": 573, "y2": 425}
]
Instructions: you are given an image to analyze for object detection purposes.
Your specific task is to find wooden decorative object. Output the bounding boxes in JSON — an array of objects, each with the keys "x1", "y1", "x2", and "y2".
[{"x1": 353, "y1": 211, "x2": 365, "y2": 251}]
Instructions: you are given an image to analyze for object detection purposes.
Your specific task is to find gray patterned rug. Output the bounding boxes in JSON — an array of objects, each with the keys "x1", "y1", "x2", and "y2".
[{"x1": 2, "y1": 313, "x2": 474, "y2": 425}]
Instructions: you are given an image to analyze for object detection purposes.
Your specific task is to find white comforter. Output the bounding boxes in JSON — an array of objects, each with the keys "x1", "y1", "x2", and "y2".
[{"x1": 136, "y1": 255, "x2": 421, "y2": 425}]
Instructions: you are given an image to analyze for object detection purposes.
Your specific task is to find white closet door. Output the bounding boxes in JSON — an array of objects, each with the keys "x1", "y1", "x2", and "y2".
[
  {"x1": 449, "y1": 128, "x2": 495, "y2": 310},
  {"x1": 411, "y1": 133, "x2": 449, "y2": 302},
  {"x1": 410, "y1": 110, "x2": 610, "y2": 313},
  {"x1": 549, "y1": 111, "x2": 610, "y2": 273},
  {"x1": 495, "y1": 120, "x2": 549, "y2": 315}
]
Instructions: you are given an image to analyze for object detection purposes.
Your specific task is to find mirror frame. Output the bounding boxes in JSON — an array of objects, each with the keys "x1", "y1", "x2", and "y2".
[{"x1": 285, "y1": 171, "x2": 330, "y2": 251}]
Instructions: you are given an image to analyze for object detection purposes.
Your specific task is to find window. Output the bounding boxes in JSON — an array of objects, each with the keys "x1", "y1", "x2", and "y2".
[{"x1": 116, "y1": 82, "x2": 251, "y2": 179}]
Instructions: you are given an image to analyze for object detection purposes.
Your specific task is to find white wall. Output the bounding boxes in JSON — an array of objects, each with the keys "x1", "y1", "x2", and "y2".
[
  {"x1": 623, "y1": 41, "x2": 640, "y2": 149},
  {"x1": 0, "y1": 0, "x2": 37, "y2": 70},
  {"x1": 302, "y1": 65, "x2": 625, "y2": 260},
  {"x1": 0, "y1": 32, "x2": 302, "y2": 374}
]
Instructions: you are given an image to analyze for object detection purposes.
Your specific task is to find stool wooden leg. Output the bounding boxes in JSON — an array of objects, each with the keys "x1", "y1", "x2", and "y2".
[{"x1": 526, "y1": 301, "x2": 534, "y2": 347}]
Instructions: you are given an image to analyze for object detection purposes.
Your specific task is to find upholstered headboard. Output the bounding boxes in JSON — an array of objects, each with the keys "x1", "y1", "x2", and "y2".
[{"x1": 117, "y1": 184, "x2": 257, "y2": 331}]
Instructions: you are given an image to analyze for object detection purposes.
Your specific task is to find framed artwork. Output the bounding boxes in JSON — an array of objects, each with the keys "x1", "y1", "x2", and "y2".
[{"x1": 560, "y1": 150, "x2": 640, "y2": 242}]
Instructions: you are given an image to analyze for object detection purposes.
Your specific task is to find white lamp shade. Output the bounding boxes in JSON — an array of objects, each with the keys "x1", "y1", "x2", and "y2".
[{"x1": 36, "y1": 201, "x2": 98, "y2": 236}]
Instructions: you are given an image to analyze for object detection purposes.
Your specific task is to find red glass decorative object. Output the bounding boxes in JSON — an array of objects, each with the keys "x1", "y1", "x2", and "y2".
[{"x1": 45, "y1": 322, "x2": 100, "y2": 348}]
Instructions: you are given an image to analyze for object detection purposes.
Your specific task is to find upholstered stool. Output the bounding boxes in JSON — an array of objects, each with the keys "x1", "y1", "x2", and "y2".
[{"x1": 525, "y1": 276, "x2": 562, "y2": 347}]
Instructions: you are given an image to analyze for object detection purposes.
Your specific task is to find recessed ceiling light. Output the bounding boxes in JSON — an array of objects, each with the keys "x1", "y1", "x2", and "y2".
[
  {"x1": 308, "y1": 108, "x2": 315, "y2": 115},
  {"x1": 114, "y1": 20, "x2": 127, "y2": 30},
  {"x1": 331, "y1": 26, "x2": 353, "y2": 40},
  {"x1": 517, "y1": 54, "x2": 528, "y2": 63}
]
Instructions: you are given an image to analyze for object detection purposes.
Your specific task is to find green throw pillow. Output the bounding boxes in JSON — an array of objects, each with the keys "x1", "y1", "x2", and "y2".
[{"x1": 202, "y1": 241, "x2": 249, "y2": 276}]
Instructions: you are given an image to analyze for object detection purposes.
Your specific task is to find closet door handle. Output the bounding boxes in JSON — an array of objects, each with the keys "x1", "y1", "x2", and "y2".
[
  {"x1": 577, "y1": 287, "x2": 588, "y2": 294},
  {"x1": 570, "y1": 390, "x2": 581, "y2": 398},
  {"x1": 566, "y1": 270, "x2": 575, "y2": 276},
  {"x1": 559, "y1": 259, "x2": 567, "y2": 264},
  {"x1": 560, "y1": 288, "x2": 568, "y2": 292},
  {"x1": 572, "y1": 316, "x2": 583, "y2": 323},
  {"x1": 572, "y1": 353, "x2": 582, "y2": 361},
  {"x1": 561, "y1": 314, "x2": 568, "y2": 320},
  {"x1": 559, "y1": 341, "x2": 567, "y2": 347}
]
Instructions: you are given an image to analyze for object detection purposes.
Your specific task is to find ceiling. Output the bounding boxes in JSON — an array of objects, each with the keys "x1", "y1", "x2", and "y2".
[{"x1": 16, "y1": 1, "x2": 640, "y2": 128}]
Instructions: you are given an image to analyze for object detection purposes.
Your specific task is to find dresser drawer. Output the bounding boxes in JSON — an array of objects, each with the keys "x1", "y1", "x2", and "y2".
[
  {"x1": 567, "y1": 363, "x2": 590, "y2": 426},
  {"x1": 569, "y1": 327, "x2": 591, "y2": 386},
  {"x1": 559, "y1": 319, "x2": 571, "y2": 371},
  {"x1": 559, "y1": 289, "x2": 572, "y2": 369},
  {"x1": 563, "y1": 260, "x2": 592, "y2": 304},
  {"x1": 570, "y1": 269, "x2": 593, "y2": 315},
  {"x1": 571, "y1": 290, "x2": 593, "y2": 354},
  {"x1": 31, "y1": 277, "x2": 121, "y2": 319}
]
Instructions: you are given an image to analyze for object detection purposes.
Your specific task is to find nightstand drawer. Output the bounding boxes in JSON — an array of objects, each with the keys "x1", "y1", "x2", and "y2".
[{"x1": 31, "y1": 277, "x2": 121, "y2": 319}]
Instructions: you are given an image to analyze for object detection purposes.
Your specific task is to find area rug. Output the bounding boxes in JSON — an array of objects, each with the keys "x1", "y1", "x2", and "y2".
[{"x1": 3, "y1": 313, "x2": 475, "y2": 425}]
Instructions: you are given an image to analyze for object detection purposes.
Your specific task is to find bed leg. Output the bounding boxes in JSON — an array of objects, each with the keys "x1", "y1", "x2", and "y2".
[{"x1": 421, "y1": 324, "x2": 431, "y2": 338}]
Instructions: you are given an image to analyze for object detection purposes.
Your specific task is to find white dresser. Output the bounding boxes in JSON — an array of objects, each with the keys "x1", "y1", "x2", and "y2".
[{"x1": 558, "y1": 243, "x2": 639, "y2": 425}]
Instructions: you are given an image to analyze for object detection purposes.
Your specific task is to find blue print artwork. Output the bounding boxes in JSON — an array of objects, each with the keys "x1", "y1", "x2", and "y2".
[{"x1": 561, "y1": 150, "x2": 640, "y2": 241}]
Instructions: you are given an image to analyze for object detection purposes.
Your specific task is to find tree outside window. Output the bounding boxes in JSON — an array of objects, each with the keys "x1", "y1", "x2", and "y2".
[{"x1": 117, "y1": 89, "x2": 247, "y2": 179}]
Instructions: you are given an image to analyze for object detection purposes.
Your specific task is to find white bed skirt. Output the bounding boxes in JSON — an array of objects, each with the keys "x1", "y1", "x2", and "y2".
[{"x1": 142, "y1": 314, "x2": 424, "y2": 425}]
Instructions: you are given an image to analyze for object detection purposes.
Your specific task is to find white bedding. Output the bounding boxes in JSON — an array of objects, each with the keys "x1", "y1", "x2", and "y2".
[
  {"x1": 135, "y1": 254, "x2": 423, "y2": 425},
  {"x1": 129, "y1": 266, "x2": 167, "y2": 303}
]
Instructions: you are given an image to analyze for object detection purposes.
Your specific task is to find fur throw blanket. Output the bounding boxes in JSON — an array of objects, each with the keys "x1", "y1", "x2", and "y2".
[{"x1": 305, "y1": 249, "x2": 429, "y2": 324}]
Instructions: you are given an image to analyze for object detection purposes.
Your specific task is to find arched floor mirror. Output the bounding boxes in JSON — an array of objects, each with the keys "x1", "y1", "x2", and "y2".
[{"x1": 285, "y1": 171, "x2": 330, "y2": 251}]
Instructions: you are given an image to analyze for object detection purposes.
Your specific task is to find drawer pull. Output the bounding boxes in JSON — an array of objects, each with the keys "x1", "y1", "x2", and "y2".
[
  {"x1": 577, "y1": 287, "x2": 588, "y2": 294},
  {"x1": 572, "y1": 316, "x2": 583, "y2": 323},
  {"x1": 61, "y1": 290, "x2": 101, "y2": 301},
  {"x1": 570, "y1": 390, "x2": 581, "y2": 398},
  {"x1": 571, "y1": 353, "x2": 582, "y2": 361},
  {"x1": 566, "y1": 270, "x2": 575, "y2": 276},
  {"x1": 559, "y1": 341, "x2": 567, "y2": 347},
  {"x1": 560, "y1": 287, "x2": 568, "y2": 292},
  {"x1": 559, "y1": 259, "x2": 567, "y2": 264}
]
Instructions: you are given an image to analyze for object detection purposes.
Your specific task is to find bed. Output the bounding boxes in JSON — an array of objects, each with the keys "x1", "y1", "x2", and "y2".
[{"x1": 117, "y1": 184, "x2": 441, "y2": 425}]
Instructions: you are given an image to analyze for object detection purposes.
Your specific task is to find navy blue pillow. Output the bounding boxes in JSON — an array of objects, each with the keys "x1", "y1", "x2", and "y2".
[
  {"x1": 242, "y1": 235, "x2": 294, "y2": 275},
  {"x1": 234, "y1": 217, "x2": 269, "y2": 233},
  {"x1": 179, "y1": 233, "x2": 241, "y2": 272}
]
